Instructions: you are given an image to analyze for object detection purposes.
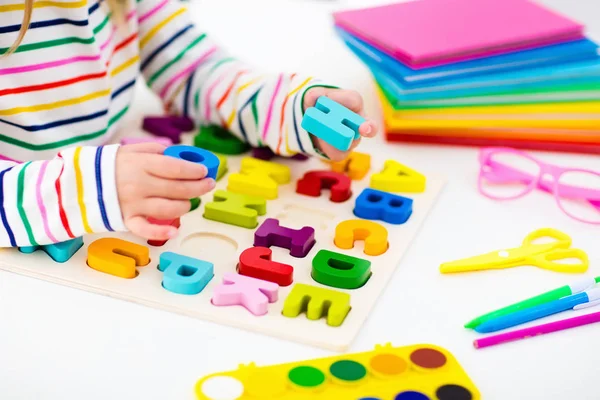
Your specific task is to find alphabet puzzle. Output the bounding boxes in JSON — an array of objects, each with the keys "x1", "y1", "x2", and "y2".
[{"x1": 0, "y1": 141, "x2": 445, "y2": 351}]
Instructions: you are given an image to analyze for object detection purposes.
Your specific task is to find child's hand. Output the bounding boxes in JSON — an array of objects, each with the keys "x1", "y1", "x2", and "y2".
[
  {"x1": 116, "y1": 143, "x2": 215, "y2": 240},
  {"x1": 304, "y1": 87, "x2": 378, "y2": 161}
]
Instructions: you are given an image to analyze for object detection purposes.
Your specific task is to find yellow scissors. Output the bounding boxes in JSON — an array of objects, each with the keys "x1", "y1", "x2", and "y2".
[{"x1": 440, "y1": 228, "x2": 589, "y2": 274}]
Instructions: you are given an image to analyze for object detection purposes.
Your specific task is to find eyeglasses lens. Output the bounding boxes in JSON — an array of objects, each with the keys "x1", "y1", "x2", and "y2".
[
  {"x1": 480, "y1": 152, "x2": 541, "y2": 199},
  {"x1": 557, "y1": 170, "x2": 600, "y2": 224}
]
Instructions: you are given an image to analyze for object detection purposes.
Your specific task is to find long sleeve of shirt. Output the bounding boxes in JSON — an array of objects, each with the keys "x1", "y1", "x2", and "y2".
[
  {"x1": 0, "y1": 145, "x2": 126, "y2": 247},
  {"x1": 0, "y1": 0, "x2": 333, "y2": 248},
  {"x1": 136, "y1": 0, "x2": 331, "y2": 158}
]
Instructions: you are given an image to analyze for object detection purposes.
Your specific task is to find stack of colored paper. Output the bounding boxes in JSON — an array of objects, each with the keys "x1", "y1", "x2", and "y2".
[{"x1": 333, "y1": 0, "x2": 600, "y2": 153}]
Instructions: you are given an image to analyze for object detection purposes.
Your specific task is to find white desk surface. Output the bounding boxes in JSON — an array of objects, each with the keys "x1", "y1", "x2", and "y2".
[{"x1": 1, "y1": 1, "x2": 599, "y2": 399}]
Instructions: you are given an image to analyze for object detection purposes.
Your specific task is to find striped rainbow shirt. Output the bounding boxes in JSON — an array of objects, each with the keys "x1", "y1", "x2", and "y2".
[{"x1": 0, "y1": 0, "x2": 327, "y2": 248}]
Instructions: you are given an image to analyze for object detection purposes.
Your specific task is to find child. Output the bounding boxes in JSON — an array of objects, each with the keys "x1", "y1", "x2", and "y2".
[{"x1": 0, "y1": 0, "x2": 377, "y2": 248}]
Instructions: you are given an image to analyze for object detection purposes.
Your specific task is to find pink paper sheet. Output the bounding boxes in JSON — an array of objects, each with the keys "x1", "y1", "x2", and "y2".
[{"x1": 333, "y1": 0, "x2": 584, "y2": 69}]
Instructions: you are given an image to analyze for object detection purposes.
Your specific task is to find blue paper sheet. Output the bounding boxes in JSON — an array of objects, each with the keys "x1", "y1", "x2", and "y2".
[
  {"x1": 337, "y1": 26, "x2": 600, "y2": 87},
  {"x1": 366, "y1": 56, "x2": 600, "y2": 102}
]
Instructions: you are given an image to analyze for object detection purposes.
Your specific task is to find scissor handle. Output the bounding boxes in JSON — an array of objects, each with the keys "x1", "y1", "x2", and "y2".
[
  {"x1": 533, "y1": 248, "x2": 590, "y2": 273},
  {"x1": 522, "y1": 228, "x2": 572, "y2": 249}
]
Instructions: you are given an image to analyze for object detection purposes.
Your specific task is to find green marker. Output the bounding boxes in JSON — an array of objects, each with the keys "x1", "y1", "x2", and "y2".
[{"x1": 465, "y1": 276, "x2": 600, "y2": 329}]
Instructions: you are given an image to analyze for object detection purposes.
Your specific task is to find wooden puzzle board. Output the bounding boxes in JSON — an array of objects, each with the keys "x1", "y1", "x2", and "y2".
[{"x1": 0, "y1": 154, "x2": 445, "y2": 351}]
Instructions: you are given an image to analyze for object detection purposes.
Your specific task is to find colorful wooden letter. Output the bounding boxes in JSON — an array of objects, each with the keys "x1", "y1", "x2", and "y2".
[
  {"x1": 238, "y1": 246, "x2": 293, "y2": 286},
  {"x1": 334, "y1": 219, "x2": 389, "y2": 256},
  {"x1": 296, "y1": 170, "x2": 352, "y2": 202},
  {"x1": 354, "y1": 188, "x2": 413, "y2": 225},
  {"x1": 19, "y1": 237, "x2": 84, "y2": 263},
  {"x1": 203, "y1": 190, "x2": 267, "y2": 228},
  {"x1": 311, "y1": 250, "x2": 371, "y2": 289},
  {"x1": 252, "y1": 146, "x2": 308, "y2": 161},
  {"x1": 164, "y1": 145, "x2": 220, "y2": 180},
  {"x1": 370, "y1": 160, "x2": 426, "y2": 193},
  {"x1": 282, "y1": 283, "x2": 351, "y2": 327},
  {"x1": 189, "y1": 198, "x2": 201, "y2": 212},
  {"x1": 330, "y1": 152, "x2": 371, "y2": 180},
  {"x1": 227, "y1": 157, "x2": 291, "y2": 200},
  {"x1": 147, "y1": 218, "x2": 181, "y2": 247},
  {"x1": 215, "y1": 154, "x2": 228, "y2": 181},
  {"x1": 142, "y1": 115, "x2": 194, "y2": 143},
  {"x1": 301, "y1": 96, "x2": 365, "y2": 151},
  {"x1": 240, "y1": 157, "x2": 291, "y2": 183},
  {"x1": 158, "y1": 252, "x2": 214, "y2": 295},
  {"x1": 87, "y1": 238, "x2": 150, "y2": 278},
  {"x1": 211, "y1": 273, "x2": 279, "y2": 316},
  {"x1": 254, "y1": 218, "x2": 315, "y2": 258},
  {"x1": 194, "y1": 124, "x2": 250, "y2": 155}
]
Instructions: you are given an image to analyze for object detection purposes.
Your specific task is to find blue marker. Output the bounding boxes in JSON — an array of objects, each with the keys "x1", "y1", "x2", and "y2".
[{"x1": 476, "y1": 287, "x2": 600, "y2": 333}]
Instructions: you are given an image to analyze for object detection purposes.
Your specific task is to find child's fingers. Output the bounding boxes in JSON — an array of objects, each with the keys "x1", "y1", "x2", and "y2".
[
  {"x1": 148, "y1": 177, "x2": 216, "y2": 200},
  {"x1": 359, "y1": 120, "x2": 378, "y2": 138},
  {"x1": 349, "y1": 138, "x2": 361, "y2": 152},
  {"x1": 140, "y1": 198, "x2": 191, "y2": 220},
  {"x1": 120, "y1": 142, "x2": 167, "y2": 154},
  {"x1": 318, "y1": 89, "x2": 364, "y2": 115},
  {"x1": 318, "y1": 138, "x2": 361, "y2": 162},
  {"x1": 125, "y1": 216, "x2": 177, "y2": 240},
  {"x1": 303, "y1": 88, "x2": 364, "y2": 114},
  {"x1": 303, "y1": 87, "x2": 329, "y2": 108},
  {"x1": 145, "y1": 154, "x2": 208, "y2": 180}
]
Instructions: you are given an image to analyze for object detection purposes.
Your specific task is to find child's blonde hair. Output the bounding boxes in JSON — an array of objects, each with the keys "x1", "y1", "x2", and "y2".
[{"x1": 5, "y1": 0, "x2": 124, "y2": 56}]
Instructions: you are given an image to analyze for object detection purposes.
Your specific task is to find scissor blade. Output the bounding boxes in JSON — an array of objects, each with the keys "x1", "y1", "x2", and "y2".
[
  {"x1": 440, "y1": 247, "x2": 531, "y2": 273},
  {"x1": 440, "y1": 241, "x2": 566, "y2": 273}
]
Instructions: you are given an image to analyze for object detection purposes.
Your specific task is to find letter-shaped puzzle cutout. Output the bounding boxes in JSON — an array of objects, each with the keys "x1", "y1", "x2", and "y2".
[
  {"x1": 158, "y1": 252, "x2": 214, "y2": 295},
  {"x1": 227, "y1": 157, "x2": 291, "y2": 200},
  {"x1": 212, "y1": 272, "x2": 279, "y2": 316},
  {"x1": 296, "y1": 170, "x2": 352, "y2": 202},
  {"x1": 147, "y1": 218, "x2": 181, "y2": 247},
  {"x1": 330, "y1": 152, "x2": 371, "y2": 180},
  {"x1": 203, "y1": 190, "x2": 267, "y2": 229},
  {"x1": 370, "y1": 160, "x2": 426, "y2": 193},
  {"x1": 354, "y1": 188, "x2": 413, "y2": 225},
  {"x1": 311, "y1": 249, "x2": 371, "y2": 289},
  {"x1": 121, "y1": 136, "x2": 173, "y2": 146},
  {"x1": 254, "y1": 218, "x2": 316, "y2": 258},
  {"x1": 334, "y1": 219, "x2": 389, "y2": 256},
  {"x1": 194, "y1": 124, "x2": 250, "y2": 155},
  {"x1": 282, "y1": 283, "x2": 351, "y2": 327},
  {"x1": 87, "y1": 238, "x2": 150, "y2": 278},
  {"x1": 164, "y1": 145, "x2": 220, "y2": 180},
  {"x1": 19, "y1": 237, "x2": 84, "y2": 263},
  {"x1": 142, "y1": 115, "x2": 194, "y2": 143},
  {"x1": 238, "y1": 246, "x2": 293, "y2": 286},
  {"x1": 301, "y1": 96, "x2": 365, "y2": 151}
]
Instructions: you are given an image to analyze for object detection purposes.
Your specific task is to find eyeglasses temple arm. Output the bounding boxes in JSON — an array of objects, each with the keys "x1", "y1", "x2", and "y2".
[{"x1": 487, "y1": 162, "x2": 600, "y2": 204}]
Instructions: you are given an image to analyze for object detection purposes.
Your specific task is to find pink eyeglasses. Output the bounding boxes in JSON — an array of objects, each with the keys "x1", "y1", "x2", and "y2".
[{"x1": 478, "y1": 147, "x2": 600, "y2": 224}]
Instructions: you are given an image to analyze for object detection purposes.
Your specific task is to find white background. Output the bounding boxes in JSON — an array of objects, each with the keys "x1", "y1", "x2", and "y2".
[{"x1": 1, "y1": 0, "x2": 599, "y2": 399}]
